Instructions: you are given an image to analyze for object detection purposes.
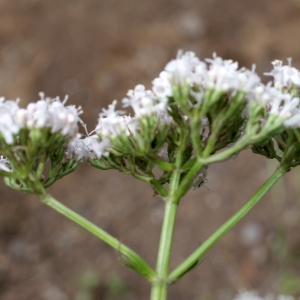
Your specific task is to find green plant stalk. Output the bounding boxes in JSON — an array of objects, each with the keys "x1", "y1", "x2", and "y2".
[
  {"x1": 150, "y1": 133, "x2": 189, "y2": 300},
  {"x1": 148, "y1": 155, "x2": 175, "y2": 172},
  {"x1": 190, "y1": 115, "x2": 203, "y2": 156},
  {"x1": 168, "y1": 163, "x2": 288, "y2": 283},
  {"x1": 175, "y1": 159, "x2": 203, "y2": 202},
  {"x1": 150, "y1": 198, "x2": 178, "y2": 300},
  {"x1": 39, "y1": 193, "x2": 156, "y2": 282},
  {"x1": 0, "y1": 171, "x2": 21, "y2": 179},
  {"x1": 200, "y1": 135, "x2": 249, "y2": 165}
]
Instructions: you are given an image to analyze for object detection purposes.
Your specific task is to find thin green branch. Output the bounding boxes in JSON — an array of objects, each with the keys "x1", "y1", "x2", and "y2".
[
  {"x1": 147, "y1": 155, "x2": 175, "y2": 172},
  {"x1": 168, "y1": 164, "x2": 288, "y2": 283},
  {"x1": 200, "y1": 136, "x2": 249, "y2": 165},
  {"x1": 39, "y1": 193, "x2": 156, "y2": 282}
]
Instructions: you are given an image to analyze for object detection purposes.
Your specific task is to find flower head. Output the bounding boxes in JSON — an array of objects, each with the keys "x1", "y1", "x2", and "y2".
[
  {"x1": 96, "y1": 100, "x2": 137, "y2": 138},
  {"x1": 0, "y1": 98, "x2": 22, "y2": 144},
  {"x1": 67, "y1": 134, "x2": 110, "y2": 160},
  {"x1": 17, "y1": 93, "x2": 82, "y2": 139},
  {"x1": 165, "y1": 50, "x2": 206, "y2": 85},
  {"x1": 122, "y1": 85, "x2": 171, "y2": 124},
  {"x1": 264, "y1": 59, "x2": 300, "y2": 90},
  {"x1": 152, "y1": 71, "x2": 173, "y2": 99}
]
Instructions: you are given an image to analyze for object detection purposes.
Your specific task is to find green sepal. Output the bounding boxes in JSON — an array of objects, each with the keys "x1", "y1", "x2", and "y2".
[{"x1": 90, "y1": 158, "x2": 112, "y2": 170}]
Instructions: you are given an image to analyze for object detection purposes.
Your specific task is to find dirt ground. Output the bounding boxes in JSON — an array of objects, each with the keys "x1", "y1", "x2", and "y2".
[{"x1": 1, "y1": 0, "x2": 300, "y2": 299}]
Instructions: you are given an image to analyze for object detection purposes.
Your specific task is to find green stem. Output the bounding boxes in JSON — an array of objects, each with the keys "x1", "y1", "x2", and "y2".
[
  {"x1": 150, "y1": 199, "x2": 178, "y2": 300},
  {"x1": 150, "y1": 178, "x2": 168, "y2": 198},
  {"x1": 148, "y1": 155, "x2": 175, "y2": 172},
  {"x1": 0, "y1": 171, "x2": 21, "y2": 179},
  {"x1": 200, "y1": 136, "x2": 249, "y2": 165},
  {"x1": 150, "y1": 133, "x2": 188, "y2": 300},
  {"x1": 39, "y1": 193, "x2": 156, "y2": 282},
  {"x1": 168, "y1": 164, "x2": 288, "y2": 283},
  {"x1": 175, "y1": 159, "x2": 203, "y2": 202},
  {"x1": 190, "y1": 117, "x2": 203, "y2": 156},
  {"x1": 202, "y1": 121, "x2": 221, "y2": 158}
]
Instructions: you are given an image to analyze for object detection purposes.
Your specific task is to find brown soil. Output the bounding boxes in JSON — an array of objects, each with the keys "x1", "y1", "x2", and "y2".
[{"x1": 1, "y1": 1, "x2": 300, "y2": 299}]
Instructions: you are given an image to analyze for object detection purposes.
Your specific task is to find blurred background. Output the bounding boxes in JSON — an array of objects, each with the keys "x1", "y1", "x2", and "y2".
[{"x1": 1, "y1": 0, "x2": 300, "y2": 299}]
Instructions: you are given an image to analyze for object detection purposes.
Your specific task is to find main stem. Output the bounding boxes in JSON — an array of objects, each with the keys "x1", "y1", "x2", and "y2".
[
  {"x1": 150, "y1": 199, "x2": 178, "y2": 300},
  {"x1": 150, "y1": 153, "x2": 184, "y2": 299}
]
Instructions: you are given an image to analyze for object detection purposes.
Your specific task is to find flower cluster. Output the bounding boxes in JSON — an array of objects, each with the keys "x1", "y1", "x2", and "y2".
[
  {"x1": 68, "y1": 80, "x2": 174, "y2": 160},
  {"x1": 17, "y1": 93, "x2": 82, "y2": 138},
  {"x1": 2, "y1": 51, "x2": 300, "y2": 193},
  {"x1": 164, "y1": 51, "x2": 261, "y2": 94},
  {"x1": 165, "y1": 52, "x2": 300, "y2": 129},
  {"x1": 0, "y1": 93, "x2": 83, "y2": 192},
  {"x1": 0, "y1": 93, "x2": 82, "y2": 145},
  {"x1": 79, "y1": 51, "x2": 300, "y2": 166}
]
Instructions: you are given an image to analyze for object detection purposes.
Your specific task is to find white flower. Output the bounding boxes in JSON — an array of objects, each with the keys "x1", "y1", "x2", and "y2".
[
  {"x1": 252, "y1": 83, "x2": 300, "y2": 127},
  {"x1": 96, "y1": 101, "x2": 138, "y2": 138},
  {"x1": 0, "y1": 94, "x2": 82, "y2": 145},
  {"x1": 205, "y1": 54, "x2": 240, "y2": 92},
  {"x1": 67, "y1": 135, "x2": 111, "y2": 160},
  {"x1": 0, "y1": 156, "x2": 12, "y2": 172},
  {"x1": 122, "y1": 85, "x2": 170, "y2": 122},
  {"x1": 98, "y1": 115, "x2": 138, "y2": 137},
  {"x1": 245, "y1": 81, "x2": 300, "y2": 128},
  {"x1": 283, "y1": 108, "x2": 300, "y2": 127},
  {"x1": 249, "y1": 83, "x2": 287, "y2": 107},
  {"x1": 279, "y1": 97, "x2": 299, "y2": 117},
  {"x1": 249, "y1": 84, "x2": 273, "y2": 105},
  {"x1": 17, "y1": 94, "x2": 82, "y2": 139},
  {"x1": 233, "y1": 291, "x2": 265, "y2": 300},
  {"x1": 264, "y1": 59, "x2": 300, "y2": 89},
  {"x1": 100, "y1": 99, "x2": 124, "y2": 119},
  {"x1": 50, "y1": 102, "x2": 81, "y2": 136},
  {"x1": 164, "y1": 51, "x2": 261, "y2": 95},
  {"x1": 67, "y1": 134, "x2": 95, "y2": 160},
  {"x1": 0, "y1": 94, "x2": 83, "y2": 146},
  {"x1": 90, "y1": 137, "x2": 111, "y2": 158},
  {"x1": 122, "y1": 85, "x2": 154, "y2": 118},
  {"x1": 164, "y1": 50, "x2": 207, "y2": 85},
  {"x1": 23, "y1": 100, "x2": 49, "y2": 128},
  {"x1": 152, "y1": 71, "x2": 173, "y2": 99},
  {"x1": 0, "y1": 98, "x2": 22, "y2": 144},
  {"x1": 268, "y1": 91, "x2": 299, "y2": 118},
  {"x1": 238, "y1": 66, "x2": 261, "y2": 92}
]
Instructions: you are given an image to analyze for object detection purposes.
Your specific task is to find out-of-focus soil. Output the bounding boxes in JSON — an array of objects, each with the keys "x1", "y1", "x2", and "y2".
[{"x1": 1, "y1": 1, "x2": 300, "y2": 299}]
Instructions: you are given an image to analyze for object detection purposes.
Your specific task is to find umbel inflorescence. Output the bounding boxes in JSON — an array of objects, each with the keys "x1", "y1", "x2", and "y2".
[
  {"x1": 1, "y1": 51, "x2": 300, "y2": 196},
  {"x1": 1, "y1": 52, "x2": 300, "y2": 300},
  {"x1": 76, "y1": 52, "x2": 300, "y2": 168}
]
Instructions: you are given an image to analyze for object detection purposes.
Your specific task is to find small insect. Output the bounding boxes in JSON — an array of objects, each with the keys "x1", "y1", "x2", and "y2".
[{"x1": 192, "y1": 166, "x2": 208, "y2": 192}]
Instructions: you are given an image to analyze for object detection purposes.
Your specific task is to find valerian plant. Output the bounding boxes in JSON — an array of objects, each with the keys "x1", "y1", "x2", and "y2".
[{"x1": 1, "y1": 51, "x2": 300, "y2": 300}]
